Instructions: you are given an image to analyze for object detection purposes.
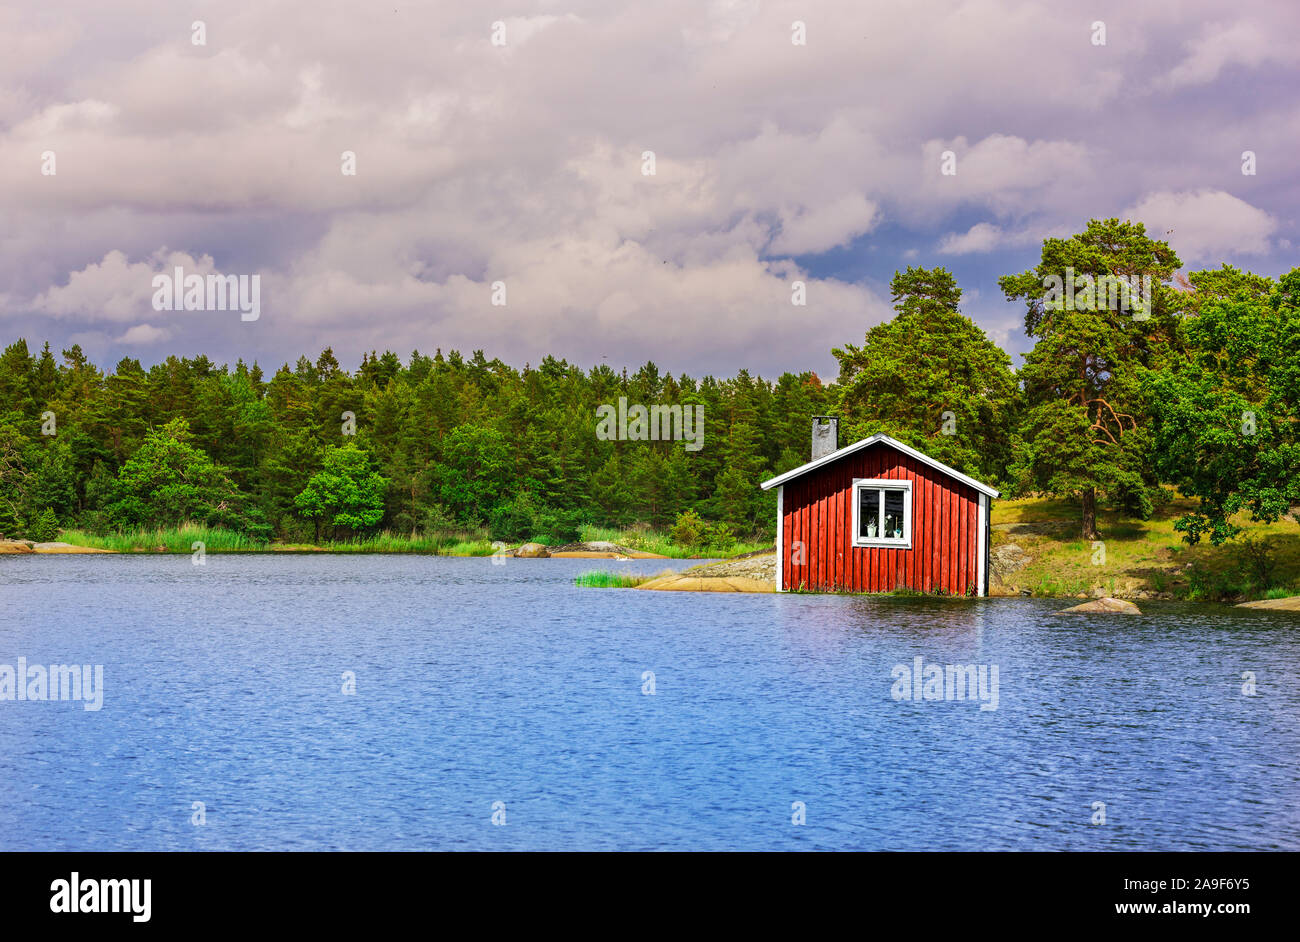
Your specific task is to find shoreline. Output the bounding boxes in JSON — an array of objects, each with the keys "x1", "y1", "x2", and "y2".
[
  {"x1": 0, "y1": 538, "x2": 685, "y2": 560},
  {"x1": 6, "y1": 539, "x2": 1298, "y2": 608}
]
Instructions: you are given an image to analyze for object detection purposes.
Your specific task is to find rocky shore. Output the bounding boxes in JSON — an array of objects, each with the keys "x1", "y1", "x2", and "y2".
[
  {"x1": 0, "y1": 539, "x2": 114, "y2": 554},
  {"x1": 636, "y1": 552, "x2": 777, "y2": 592},
  {"x1": 511, "y1": 540, "x2": 668, "y2": 559}
]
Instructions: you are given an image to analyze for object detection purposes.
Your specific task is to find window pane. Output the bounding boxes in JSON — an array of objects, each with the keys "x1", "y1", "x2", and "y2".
[
  {"x1": 883, "y1": 489, "x2": 905, "y2": 539},
  {"x1": 859, "y1": 487, "x2": 879, "y2": 539}
]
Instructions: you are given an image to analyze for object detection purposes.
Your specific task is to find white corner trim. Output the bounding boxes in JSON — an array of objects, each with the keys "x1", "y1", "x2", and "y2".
[
  {"x1": 850, "y1": 478, "x2": 913, "y2": 550},
  {"x1": 976, "y1": 493, "x2": 988, "y2": 597},
  {"x1": 775, "y1": 485, "x2": 784, "y2": 592}
]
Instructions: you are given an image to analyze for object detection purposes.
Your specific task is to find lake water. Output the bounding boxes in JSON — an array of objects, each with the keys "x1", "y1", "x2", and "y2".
[{"x1": 1, "y1": 554, "x2": 1297, "y2": 851}]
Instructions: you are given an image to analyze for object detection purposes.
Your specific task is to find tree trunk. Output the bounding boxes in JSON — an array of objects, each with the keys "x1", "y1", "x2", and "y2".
[{"x1": 1081, "y1": 487, "x2": 1099, "y2": 541}]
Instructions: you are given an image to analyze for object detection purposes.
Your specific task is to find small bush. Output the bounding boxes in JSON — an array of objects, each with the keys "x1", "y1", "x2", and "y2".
[
  {"x1": 489, "y1": 494, "x2": 583, "y2": 544},
  {"x1": 488, "y1": 495, "x2": 538, "y2": 542},
  {"x1": 533, "y1": 507, "x2": 584, "y2": 544},
  {"x1": 703, "y1": 522, "x2": 737, "y2": 552},
  {"x1": 670, "y1": 510, "x2": 706, "y2": 547},
  {"x1": 1237, "y1": 535, "x2": 1279, "y2": 590},
  {"x1": 27, "y1": 508, "x2": 59, "y2": 542}
]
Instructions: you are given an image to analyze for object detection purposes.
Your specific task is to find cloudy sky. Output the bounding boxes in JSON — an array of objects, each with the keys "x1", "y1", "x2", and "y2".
[{"x1": 1, "y1": 0, "x2": 1296, "y2": 379}]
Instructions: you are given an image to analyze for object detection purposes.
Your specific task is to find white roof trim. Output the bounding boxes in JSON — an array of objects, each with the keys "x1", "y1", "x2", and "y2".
[{"x1": 759, "y1": 433, "x2": 1001, "y2": 498}]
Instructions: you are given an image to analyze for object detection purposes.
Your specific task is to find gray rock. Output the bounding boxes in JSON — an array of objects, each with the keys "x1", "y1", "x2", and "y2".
[
  {"x1": 1236, "y1": 596, "x2": 1300, "y2": 610},
  {"x1": 1057, "y1": 597, "x2": 1141, "y2": 615},
  {"x1": 990, "y1": 543, "x2": 1032, "y2": 583}
]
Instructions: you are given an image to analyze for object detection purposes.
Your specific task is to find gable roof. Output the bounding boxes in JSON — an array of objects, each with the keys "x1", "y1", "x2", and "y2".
[{"x1": 759, "y1": 433, "x2": 1001, "y2": 498}]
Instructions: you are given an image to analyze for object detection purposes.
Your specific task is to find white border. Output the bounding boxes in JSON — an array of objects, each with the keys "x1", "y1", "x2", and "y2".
[
  {"x1": 760, "y1": 433, "x2": 1000, "y2": 499},
  {"x1": 850, "y1": 478, "x2": 913, "y2": 549},
  {"x1": 976, "y1": 493, "x2": 988, "y2": 597},
  {"x1": 775, "y1": 485, "x2": 784, "y2": 592}
]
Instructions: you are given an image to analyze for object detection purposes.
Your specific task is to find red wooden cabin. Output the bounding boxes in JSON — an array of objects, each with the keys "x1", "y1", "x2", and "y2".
[{"x1": 760, "y1": 429, "x2": 999, "y2": 595}]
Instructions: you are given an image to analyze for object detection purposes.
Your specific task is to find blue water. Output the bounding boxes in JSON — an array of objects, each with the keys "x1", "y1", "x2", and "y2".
[{"x1": 1, "y1": 554, "x2": 1297, "y2": 850}]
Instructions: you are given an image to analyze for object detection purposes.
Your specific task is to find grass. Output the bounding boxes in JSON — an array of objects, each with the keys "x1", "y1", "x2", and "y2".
[
  {"x1": 58, "y1": 525, "x2": 498, "y2": 555},
  {"x1": 573, "y1": 569, "x2": 670, "y2": 588},
  {"x1": 991, "y1": 492, "x2": 1300, "y2": 602},
  {"x1": 55, "y1": 522, "x2": 767, "y2": 559},
  {"x1": 59, "y1": 525, "x2": 266, "y2": 553}
]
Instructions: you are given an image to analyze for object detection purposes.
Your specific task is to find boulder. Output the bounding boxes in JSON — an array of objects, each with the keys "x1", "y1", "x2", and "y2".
[
  {"x1": 1057, "y1": 597, "x2": 1141, "y2": 615},
  {"x1": 575, "y1": 541, "x2": 622, "y2": 554},
  {"x1": 1236, "y1": 596, "x2": 1300, "y2": 611},
  {"x1": 0, "y1": 539, "x2": 35, "y2": 554},
  {"x1": 513, "y1": 542, "x2": 550, "y2": 558},
  {"x1": 990, "y1": 544, "x2": 1032, "y2": 583},
  {"x1": 546, "y1": 541, "x2": 668, "y2": 558}
]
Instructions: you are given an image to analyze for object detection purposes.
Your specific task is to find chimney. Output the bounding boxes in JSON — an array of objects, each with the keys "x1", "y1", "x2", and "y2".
[{"x1": 811, "y1": 416, "x2": 838, "y2": 460}]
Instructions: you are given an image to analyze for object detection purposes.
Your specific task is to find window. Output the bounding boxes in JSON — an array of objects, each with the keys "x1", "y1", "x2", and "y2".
[{"x1": 852, "y1": 479, "x2": 912, "y2": 548}]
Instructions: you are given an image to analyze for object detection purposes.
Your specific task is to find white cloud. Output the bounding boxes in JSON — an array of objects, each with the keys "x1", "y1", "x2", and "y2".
[
  {"x1": 1121, "y1": 189, "x2": 1277, "y2": 262},
  {"x1": 769, "y1": 192, "x2": 879, "y2": 255},
  {"x1": 31, "y1": 249, "x2": 219, "y2": 322},
  {"x1": 919, "y1": 135, "x2": 1093, "y2": 218},
  {"x1": 116, "y1": 323, "x2": 171, "y2": 344},
  {"x1": 1161, "y1": 20, "x2": 1296, "y2": 89},
  {"x1": 937, "y1": 222, "x2": 1004, "y2": 255},
  {"x1": 0, "y1": 0, "x2": 1296, "y2": 374}
]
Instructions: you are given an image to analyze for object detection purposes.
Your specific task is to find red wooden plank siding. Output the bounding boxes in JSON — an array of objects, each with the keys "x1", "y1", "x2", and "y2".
[
  {"x1": 909, "y1": 457, "x2": 920, "y2": 590},
  {"x1": 943, "y1": 479, "x2": 950, "y2": 589},
  {"x1": 912, "y1": 467, "x2": 923, "y2": 591},
  {"x1": 806, "y1": 477, "x2": 814, "y2": 590},
  {"x1": 811, "y1": 476, "x2": 819, "y2": 588},
  {"x1": 782, "y1": 487, "x2": 791, "y2": 590},
  {"x1": 957, "y1": 488, "x2": 965, "y2": 594},
  {"x1": 848, "y1": 477, "x2": 856, "y2": 589},
  {"x1": 821, "y1": 469, "x2": 831, "y2": 590},
  {"x1": 822, "y1": 470, "x2": 832, "y2": 591},
  {"x1": 967, "y1": 492, "x2": 976, "y2": 589},
  {"x1": 784, "y1": 482, "x2": 792, "y2": 589},
  {"x1": 779, "y1": 440, "x2": 984, "y2": 595},
  {"x1": 924, "y1": 471, "x2": 935, "y2": 591},
  {"x1": 957, "y1": 483, "x2": 965, "y2": 592},
  {"x1": 837, "y1": 475, "x2": 846, "y2": 589},
  {"x1": 792, "y1": 479, "x2": 802, "y2": 590},
  {"x1": 920, "y1": 470, "x2": 929, "y2": 591},
  {"x1": 832, "y1": 474, "x2": 842, "y2": 590}
]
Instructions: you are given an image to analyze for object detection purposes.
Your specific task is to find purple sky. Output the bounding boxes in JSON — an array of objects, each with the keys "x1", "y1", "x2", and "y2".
[{"x1": 2, "y1": 0, "x2": 1297, "y2": 379}]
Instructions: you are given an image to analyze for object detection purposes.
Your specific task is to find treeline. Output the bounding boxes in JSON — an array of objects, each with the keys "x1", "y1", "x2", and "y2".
[
  {"x1": 0, "y1": 341, "x2": 829, "y2": 545},
  {"x1": 2, "y1": 217, "x2": 1296, "y2": 548}
]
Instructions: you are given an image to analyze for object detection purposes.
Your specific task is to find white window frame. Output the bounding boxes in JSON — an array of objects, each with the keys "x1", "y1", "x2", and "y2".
[{"x1": 851, "y1": 478, "x2": 913, "y2": 549}]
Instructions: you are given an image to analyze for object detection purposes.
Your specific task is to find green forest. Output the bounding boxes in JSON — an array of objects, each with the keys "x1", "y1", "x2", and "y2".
[{"x1": 1, "y1": 219, "x2": 1297, "y2": 557}]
